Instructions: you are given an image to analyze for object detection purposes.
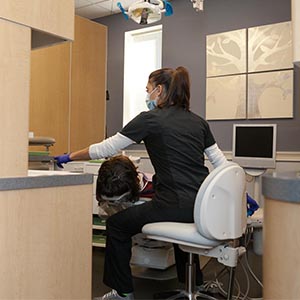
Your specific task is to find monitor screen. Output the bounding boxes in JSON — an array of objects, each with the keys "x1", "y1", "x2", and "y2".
[{"x1": 232, "y1": 124, "x2": 277, "y2": 169}]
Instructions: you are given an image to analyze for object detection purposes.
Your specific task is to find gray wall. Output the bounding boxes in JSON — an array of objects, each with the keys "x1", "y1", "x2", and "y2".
[{"x1": 95, "y1": 0, "x2": 299, "y2": 152}]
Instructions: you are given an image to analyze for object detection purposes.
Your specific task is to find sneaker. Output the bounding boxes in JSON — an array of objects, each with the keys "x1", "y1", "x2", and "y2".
[{"x1": 93, "y1": 289, "x2": 134, "y2": 300}]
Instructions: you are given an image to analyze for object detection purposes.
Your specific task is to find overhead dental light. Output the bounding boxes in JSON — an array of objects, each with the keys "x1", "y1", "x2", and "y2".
[{"x1": 117, "y1": 0, "x2": 173, "y2": 25}]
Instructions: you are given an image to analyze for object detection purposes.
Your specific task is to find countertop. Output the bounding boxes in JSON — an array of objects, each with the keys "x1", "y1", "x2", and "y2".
[
  {"x1": 262, "y1": 171, "x2": 300, "y2": 203},
  {"x1": 0, "y1": 170, "x2": 93, "y2": 191}
]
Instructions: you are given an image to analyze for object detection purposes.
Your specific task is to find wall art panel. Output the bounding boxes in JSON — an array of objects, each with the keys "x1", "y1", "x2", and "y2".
[
  {"x1": 247, "y1": 70, "x2": 293, "y2": 119},
  {"x1": 206, "y1": 29, "x2": 246, "y2": 77},
  {"x1": 248, "y1": 21, "x2": 292, "y2": 72},
  {"x1": 206, "y1": 75, "x2": 246, "y2": 120}
]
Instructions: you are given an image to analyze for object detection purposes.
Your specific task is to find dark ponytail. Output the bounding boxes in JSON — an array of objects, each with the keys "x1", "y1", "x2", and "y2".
[{"x1": 159, "y1": 66, "x2": 190, "y2": 110}]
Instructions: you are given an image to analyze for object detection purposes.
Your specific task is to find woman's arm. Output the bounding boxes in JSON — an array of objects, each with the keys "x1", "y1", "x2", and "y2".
[
  {"x1": 55, "y1": 133, "x2": 135, "y2": 167},
  {"x1": 69, "y1": 147, "x2": 91, "y2": 160},
  {"x1": 88, "y1": 133, "x2": 134, "y2": 159}
]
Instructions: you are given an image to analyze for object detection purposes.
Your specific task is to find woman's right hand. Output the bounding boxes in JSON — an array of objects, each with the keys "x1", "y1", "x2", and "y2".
[{"x1": 54, "y1": 154, "x2": 72, "y2": 168}]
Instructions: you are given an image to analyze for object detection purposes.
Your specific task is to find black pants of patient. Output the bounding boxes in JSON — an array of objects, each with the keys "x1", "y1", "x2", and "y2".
[{"x1": 103, "y1": 200, "x2": 203, "y2": 294}]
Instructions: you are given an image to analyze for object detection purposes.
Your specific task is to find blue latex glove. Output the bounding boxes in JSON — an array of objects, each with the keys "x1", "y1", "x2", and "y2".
[
  {"x1": 55, "y1": 154, "x2": 72, "y2": 168},
  {"x1": 246, "y1": 193, "x2": 259, "y2": 217}
]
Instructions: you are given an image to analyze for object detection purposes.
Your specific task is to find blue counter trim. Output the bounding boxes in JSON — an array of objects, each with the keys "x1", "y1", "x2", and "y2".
[
  {"x1": 0, "y1": 173, "x2": 93, "y2": 191},
  {"x1": 262, "y1": 172, "x2": 300, "y2": 203}
]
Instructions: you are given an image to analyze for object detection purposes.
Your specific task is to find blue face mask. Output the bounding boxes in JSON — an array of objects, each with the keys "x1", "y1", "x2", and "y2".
[
  {"x1": 146, "y1": 99, "x2": 157, "y2": 110},
  {"x1": 145, "y1": 87, "x2": 158, "y2": 110}
]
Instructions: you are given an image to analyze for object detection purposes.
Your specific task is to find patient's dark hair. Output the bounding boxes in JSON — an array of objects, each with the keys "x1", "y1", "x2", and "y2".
[{"x1": 96, "y1": 155, "x2": 140, "y2": 202}]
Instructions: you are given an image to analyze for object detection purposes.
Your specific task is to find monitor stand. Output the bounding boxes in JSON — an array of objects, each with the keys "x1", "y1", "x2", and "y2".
[
  {"x1": 244, "y1": 168, "x2": 267, "y2": 206},
  {"x1": 244, "y1": 168, "x2": 266, "y2": 177}
]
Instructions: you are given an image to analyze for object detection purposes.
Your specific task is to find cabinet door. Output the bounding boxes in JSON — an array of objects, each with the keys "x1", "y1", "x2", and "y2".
[
  {"x1": 0, "y1": 184, "x2": 92, "y2": 299},
  {"x1": 0, "y1": 0, "x2": 74, "y2": 40},
  {"x1": 30, "y1": 16, "x2": 107, "y2": 156},
  {"x1": 70, "y1": 16, "x2": 107, "y2": 151},
  {"x1": 0, "y1": 19, "x2": 31, "y2": 177},
  {"x1": 30, "y1": 42, "x2": 71, "y2": 156}
]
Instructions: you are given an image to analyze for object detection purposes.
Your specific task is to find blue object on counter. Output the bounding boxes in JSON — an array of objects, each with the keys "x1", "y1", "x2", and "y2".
[{"x1": 247, "y1": 193, "x2": 259, "y2": 216}]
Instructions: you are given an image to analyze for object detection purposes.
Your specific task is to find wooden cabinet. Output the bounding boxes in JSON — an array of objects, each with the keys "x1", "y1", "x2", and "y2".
[
  {"x1": 30, "y1": 42, "x2": 71, "y2": 156},
  {"x1": 0, "y1": 0, "x2": 74, "y2": 177},
  {"x1": 0, "y1": 0, "x2": 74, "y2": 40},
  {"x1": 70, "y1": 16, "x2": 107, "y2": 152},
  {"x1": 30, "y1": 16, "x2": 107, "y2": 156},
  {"x1": 0, "y1": 19, "x2": 31, "y2": 177},
  {"x1": 0, "y1": 179, "x2": 93, "y2": 299},
  {"x1": 0, "y1": 2, "x2": 94, "y2": 299}
]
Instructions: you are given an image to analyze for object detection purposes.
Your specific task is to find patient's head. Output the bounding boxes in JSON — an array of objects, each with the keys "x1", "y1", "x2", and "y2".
[{"x1": 96, "y1": 155, "x2": 140, "y2": 203}]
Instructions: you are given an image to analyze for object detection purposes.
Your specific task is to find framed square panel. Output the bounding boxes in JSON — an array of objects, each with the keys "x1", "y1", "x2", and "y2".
[
  {"x1": 206, "y1": 29, "x2": 246, "y2": 77},
  {"x1": 206, "y1": 75, "x2": 246, "y2": 120},
  {"x1": 247, "y1": 70, "x2": 293, "y2": 119},
  {"x1": 248, "y1": 21, "x2": 292, "y2": 72}
]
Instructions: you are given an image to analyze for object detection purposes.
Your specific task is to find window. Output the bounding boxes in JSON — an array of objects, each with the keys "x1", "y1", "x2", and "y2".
[{"x1": 123, "y1": 25, "x2": 162, "y2": 127}]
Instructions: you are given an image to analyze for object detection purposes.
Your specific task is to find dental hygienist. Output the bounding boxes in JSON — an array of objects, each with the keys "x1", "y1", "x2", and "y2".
[{"x1": 55, "y1": 66, "x2": 227, "y2": 300}]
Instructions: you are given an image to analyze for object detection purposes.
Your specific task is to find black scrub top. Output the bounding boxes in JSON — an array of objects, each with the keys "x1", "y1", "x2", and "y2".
[{"x1": 120, "y1": 106, "x2": 215, "y2": 208}]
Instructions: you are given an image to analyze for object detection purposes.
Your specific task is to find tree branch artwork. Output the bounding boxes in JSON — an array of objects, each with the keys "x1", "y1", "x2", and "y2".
[
  {"x1": 206, "y1": 29, "x2": 246, "y2": 77},
  {"x1": 205, "y1": 21, "x2": 293, "y2": 120},
  {"x1": 248, "y1": 21, "x2": 292, "y2": 72},
  {"x1": 248, "y1": 70, "x2": 293, "y2": 119}
]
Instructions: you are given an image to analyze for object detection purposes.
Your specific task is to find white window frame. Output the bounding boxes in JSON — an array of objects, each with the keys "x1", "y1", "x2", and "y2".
[{"x1": 123, "y1": 25, "x2": 162, "y2": 127}]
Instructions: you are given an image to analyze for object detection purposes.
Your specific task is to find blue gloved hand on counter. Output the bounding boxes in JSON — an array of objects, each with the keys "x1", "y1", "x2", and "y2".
[
  {"x1": 246, "y1": 193, "x2": 259, "y2": 217},
  {"x1": 55, "y1": 154, "x2": 72, "y2": 168}
]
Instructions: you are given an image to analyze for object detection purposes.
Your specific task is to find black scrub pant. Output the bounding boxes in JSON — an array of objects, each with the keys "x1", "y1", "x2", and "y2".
[{"x1": 103, "y1": 200, "x2": 203, "y2": 294}]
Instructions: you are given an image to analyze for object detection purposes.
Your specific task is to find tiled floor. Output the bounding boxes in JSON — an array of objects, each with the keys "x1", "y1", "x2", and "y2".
[{"x1": 92, "y1": 246, "x2": 262, "y2": 300}]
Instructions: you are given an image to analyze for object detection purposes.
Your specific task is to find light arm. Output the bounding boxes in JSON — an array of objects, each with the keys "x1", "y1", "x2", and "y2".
[
  {"x1": 69, "y1": 147, "x2": 91, "y2": 161},
  {"x1": 88, "y1": 132, "x2": 135, "y2": 159},
  {"x1": 204, "y1": 143, "x2": 227, "y2": 169}
]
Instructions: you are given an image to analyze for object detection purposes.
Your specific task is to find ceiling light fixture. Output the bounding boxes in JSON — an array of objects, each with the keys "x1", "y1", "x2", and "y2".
[{"x1": 117, "y1": 0, "x2": 173, "y2": 25}]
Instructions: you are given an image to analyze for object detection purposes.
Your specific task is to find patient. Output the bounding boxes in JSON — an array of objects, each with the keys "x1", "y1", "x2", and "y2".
[{"x1": 96, "y1": 155, "x2": 153, "y2": 219}]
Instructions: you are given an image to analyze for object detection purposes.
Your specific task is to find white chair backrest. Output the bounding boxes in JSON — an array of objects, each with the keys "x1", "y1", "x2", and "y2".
[{"x1": 194, "y1": 162, "x2": 246, "y2": 241}]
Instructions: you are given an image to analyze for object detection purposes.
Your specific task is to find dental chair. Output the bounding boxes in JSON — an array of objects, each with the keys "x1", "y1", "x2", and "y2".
[{"x1": 142, "y1": 162, "x2": 247, "y2": 300}]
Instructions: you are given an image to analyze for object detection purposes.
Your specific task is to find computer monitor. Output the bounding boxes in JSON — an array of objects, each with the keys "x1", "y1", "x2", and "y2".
[{"x1": 232, "y1": 124, "x2": 277, "y2": 170}]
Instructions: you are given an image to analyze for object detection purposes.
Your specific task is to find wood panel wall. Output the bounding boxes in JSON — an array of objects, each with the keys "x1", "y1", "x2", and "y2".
[
  {"x1": 30, "y1": 43, "x2": 71, "y2": 155},
  {"x1": 29, "y1": 16, "x2": 107, "y2": 156},
  {"x1": 70, "y1": 16, "x2": 107, "y2": 152},
  {"x1": 0, "y1": 19, "x2": 31, "y2": 177}
]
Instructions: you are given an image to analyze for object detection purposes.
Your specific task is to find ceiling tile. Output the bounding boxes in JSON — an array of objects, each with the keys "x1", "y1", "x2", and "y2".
[
  {"x1": 88, "y1": 0, "x2": 111, "y2": 4},
  {"x1": 75, "y1": 4, "x2": 111, "y2": 19},
  {"x1": 74, "y1": 0, "x2": 149, "y2": 19},
  {"x1": 75, "y1": 0, "x2": 92, "y2": 9},
  {"x1": 98, "y1": 0, "x2": 138, "y2": 13},
  {"x1": 95, "y1": 1, "x2": 119, "y2": 13}
]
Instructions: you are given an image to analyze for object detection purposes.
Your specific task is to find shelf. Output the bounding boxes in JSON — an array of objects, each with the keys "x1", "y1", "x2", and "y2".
[
  {"x1": 93, "y1": 215, "x2": 106, "y2": 227},
  {"x1": 92, "y1": 242, "x2": 106, "y2": 248},
  {"x1": 93, "y1": 224, "x2": 106, "y2": 230},
  {"x1": 93, "y1": 215, "x2": 106, "y2": 247},
  {"x1": 92, "y1": 233, "x2": 106, "y2": 248},
  {"x1": 28, "y1": 155, "x2": 53, "y2": 162}
]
